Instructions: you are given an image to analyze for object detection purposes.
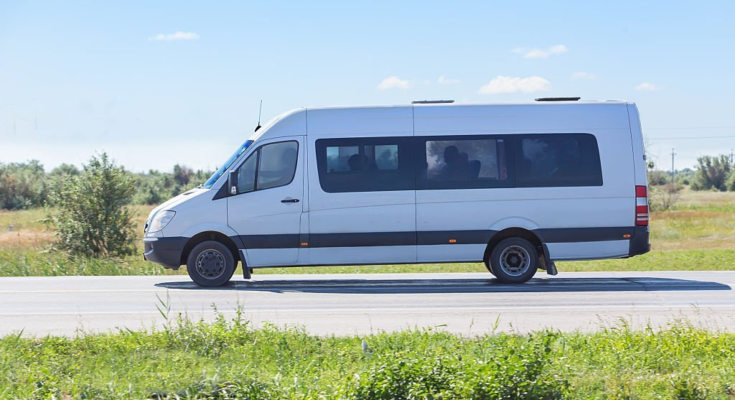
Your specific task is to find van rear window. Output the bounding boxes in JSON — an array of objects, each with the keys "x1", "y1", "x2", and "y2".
[{"x1": 515, "y1": 134, "x2": 602, "y2": 187}]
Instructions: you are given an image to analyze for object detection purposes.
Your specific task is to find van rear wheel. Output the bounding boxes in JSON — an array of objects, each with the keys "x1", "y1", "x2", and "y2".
[
  {"x1": 186, "y1": 241, "x2": 236, "y2": 287},
  {"x1": 487, "y1": 238, "x2": 538, "y2": 284}
]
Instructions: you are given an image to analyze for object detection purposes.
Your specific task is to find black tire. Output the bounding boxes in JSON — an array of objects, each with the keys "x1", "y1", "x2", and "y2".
[
  {"x1": 186, "y1": 240, "x2": 236, "y2": 287},
  {"x1": 488, "y1": 237, "x2": 539, "y2": 284}
]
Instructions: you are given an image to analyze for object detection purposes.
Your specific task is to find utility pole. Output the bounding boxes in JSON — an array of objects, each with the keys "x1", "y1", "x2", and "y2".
[
  {"x1": 730, "y1": 149, "x2": 734, "y2": 164},
  {"x1": 670, "y1": 148, "x2": 676, "y2": 183}
]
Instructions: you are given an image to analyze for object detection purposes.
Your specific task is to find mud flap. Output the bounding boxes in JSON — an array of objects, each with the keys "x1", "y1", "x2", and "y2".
[
  {"x1": 240, "y1": 250, "x2": 252, "y2": 280},
  {"x1": 542, "y1": 244, "x2": 558, "y2": 276}
]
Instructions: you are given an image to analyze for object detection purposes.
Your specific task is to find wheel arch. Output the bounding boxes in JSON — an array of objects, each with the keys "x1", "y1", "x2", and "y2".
[
  {"x1": 484, "y1": 227, "x2": 544, "y2": 264},
  {"x1": 180, "y1": 231, "x2": 241, "y2": 266}
]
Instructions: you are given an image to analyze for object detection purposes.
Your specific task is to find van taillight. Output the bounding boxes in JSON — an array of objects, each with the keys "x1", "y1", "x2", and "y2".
[{"x1": 635, "y1": 185, "x2": 649, "y2": 226}]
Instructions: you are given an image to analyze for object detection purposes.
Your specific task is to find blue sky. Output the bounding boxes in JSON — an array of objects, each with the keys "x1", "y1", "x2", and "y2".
[{"x1": 1, "y1": 0, "x2": 734, "y2": 172}]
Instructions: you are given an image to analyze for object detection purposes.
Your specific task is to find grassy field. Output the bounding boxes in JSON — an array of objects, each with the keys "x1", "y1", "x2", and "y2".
[
  {"x1": 1, "y1": 313, "x2": 734, "y2": 399},
  {"x1": 0, "y1": 189, "x2": 733, "y2": 276}
]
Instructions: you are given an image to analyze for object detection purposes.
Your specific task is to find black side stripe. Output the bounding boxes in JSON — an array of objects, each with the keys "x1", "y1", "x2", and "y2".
[
  {"x1": 239, "y1": 234, "x2": 300, "y2": 249},
  {"x1": 237, "y1": 227, "x2": 635, "y2": 249},
  {"x1": 417, "y1": 230, "x2": 496, "y2": 246},
  {"x1": 310, "y1": 232, "x2": 415, "y2": 248},
  {"x1": 535, "y1": 227, "x2": 635, "y2": 243}
]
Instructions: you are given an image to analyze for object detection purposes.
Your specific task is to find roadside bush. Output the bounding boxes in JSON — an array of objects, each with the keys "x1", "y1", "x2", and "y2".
[
  {"x1": 46, "y1": 153, "x2": 137, "y2": 258},
  {"x1": 649, "y1": 182, "x2": 682, "y2": 211},
  {"x1": 691, "y1": 155, "x2": 732, "y2": 191},
  {"x1": 350, "y1": 334, "x2": 567, "y2": 400},
  {"x1": 351, "y1": 355, "x2": 463, "y2": 399}
]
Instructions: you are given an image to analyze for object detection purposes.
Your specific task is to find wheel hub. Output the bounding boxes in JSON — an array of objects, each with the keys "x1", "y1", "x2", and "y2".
[
  {"x1": 196, "y1": 250, "x2": 226, "y2": 279},
  {"x1": 499, "y1": 245, "x2": 531, "y2": 277}
]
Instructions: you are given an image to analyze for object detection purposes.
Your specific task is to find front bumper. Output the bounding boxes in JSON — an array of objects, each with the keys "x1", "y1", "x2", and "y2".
[
  {"x1": 628, "y1": 226, "x2": 651, "y2": 257},
  {"x1": 143, "y1": 237, "x2": 187, "y2": 269}
]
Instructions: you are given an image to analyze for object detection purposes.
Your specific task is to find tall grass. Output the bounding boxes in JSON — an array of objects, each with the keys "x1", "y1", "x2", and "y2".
[
  {"x1": 0, "y1": 314, "x2": 733, "y2": 399},
  {"x1": 0, "y1": 250, "x2": 178, "y2": 276}
]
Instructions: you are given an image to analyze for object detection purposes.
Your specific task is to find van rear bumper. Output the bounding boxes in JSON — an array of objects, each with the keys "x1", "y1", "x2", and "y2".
[
  {"x1": 143, "y1": 237, "x2": 187, "y2": 269},
  {"x1": 628, "y1": 226, "x2": 650, "y2": 257}
]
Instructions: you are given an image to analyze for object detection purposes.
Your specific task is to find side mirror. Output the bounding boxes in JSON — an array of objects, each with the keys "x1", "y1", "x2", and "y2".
[{"x1": 228, "y1": 170, "x2": 238, "y2": 195}]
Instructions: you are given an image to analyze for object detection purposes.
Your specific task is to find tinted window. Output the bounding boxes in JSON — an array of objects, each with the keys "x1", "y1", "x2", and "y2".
[
  {"x1": 515, "y1": 134, "x2": 602, "y2": 187},
  {"x1": 235, "y1": 141, "x2": 298, "y2": 194},
  {"x1": 418, "y1": 136, "x2": 512, "y2": 190},
  {"x1": 236, "y1": 151, "x2": 257, "y2": 193},
  {"x1": 258, "y1": 141, "x2": 298, "y2": 190},
  {"x1": 326, "y1": 146, "x2": 360, "y2": 172},
  {"x1": 316, "y1": 138, "x2": 413, "y2": 192}
]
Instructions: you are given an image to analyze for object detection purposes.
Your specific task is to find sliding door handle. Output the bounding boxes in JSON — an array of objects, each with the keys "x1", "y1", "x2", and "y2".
[{"x1": 281, "y1": 198, "x2": 300, "y2": 203}]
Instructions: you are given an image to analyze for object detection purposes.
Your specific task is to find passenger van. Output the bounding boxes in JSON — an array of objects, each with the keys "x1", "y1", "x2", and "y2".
[{"x1": 143, "y1": 99, "x2": 650, "y2": 287}]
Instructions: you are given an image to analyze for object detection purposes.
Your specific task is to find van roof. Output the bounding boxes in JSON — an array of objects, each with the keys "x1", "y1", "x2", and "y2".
[{"x1": 303, "y1": 100, "x2": 631, "y2": 111}]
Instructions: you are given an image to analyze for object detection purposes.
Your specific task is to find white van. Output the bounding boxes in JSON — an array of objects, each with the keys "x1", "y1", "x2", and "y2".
[{"x1": 144, "y1": 99, "x2": 650, "y2": 287}]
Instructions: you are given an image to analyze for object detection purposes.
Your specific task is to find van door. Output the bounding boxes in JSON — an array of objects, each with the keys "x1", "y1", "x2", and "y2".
[
  {"x1": 306, "y1": 136, "x2": 416, "y2": 265},
  {"x1": 227, "y1": 137, "x2": 304, "y2": 267}
]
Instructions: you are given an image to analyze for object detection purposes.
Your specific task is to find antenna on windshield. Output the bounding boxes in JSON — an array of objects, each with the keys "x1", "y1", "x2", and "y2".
[{"x1": 254, "y1": 100, "x2": 263, "y2": 132}]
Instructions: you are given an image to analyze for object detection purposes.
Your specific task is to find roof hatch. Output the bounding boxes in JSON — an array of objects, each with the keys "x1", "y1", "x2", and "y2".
[
  {"x1": 412, "y1": 100, "x2": 455, "y2": 104},
  {"x1": 535, "y1": 97, "x2": 581, "y2": 102}
]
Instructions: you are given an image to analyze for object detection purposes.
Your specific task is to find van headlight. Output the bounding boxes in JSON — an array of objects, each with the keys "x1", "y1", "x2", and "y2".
[{"x1": 148, "y1": 211, "x2": 175, "y2": 233}]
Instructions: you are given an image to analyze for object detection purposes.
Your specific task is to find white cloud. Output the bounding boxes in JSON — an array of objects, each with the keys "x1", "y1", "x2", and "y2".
[
  {"x1": 572, "y1": 72, "x2": 596, "y2": 80},
  {"x1": 377, "y1": 76, "x2": 411, "y2": 90},
  {"x1": 479, "y1": 75, "x2": 551, "y2": 94},
  {"x1": 148, "y1": 31, "x2": 200, "y2": 41},
  {"x1": 437, "y1": 75, "x2": 460, "y2": 85},
  {"x1": 636, "y1": 82, "x2": 663, "y2": 91},
  {"x1": 513, "y1": 44, "x2": 568, "y2": 59}
]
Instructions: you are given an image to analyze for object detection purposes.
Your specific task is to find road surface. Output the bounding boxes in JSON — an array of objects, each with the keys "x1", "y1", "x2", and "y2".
[{"x1": 1, "y1": 271, "x2": 734, "y2": 337}]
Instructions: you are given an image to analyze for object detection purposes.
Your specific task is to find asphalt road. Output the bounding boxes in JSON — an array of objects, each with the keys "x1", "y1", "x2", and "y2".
[{"x1": 1, "y1": 271, "x2": 734, "y2": 337}]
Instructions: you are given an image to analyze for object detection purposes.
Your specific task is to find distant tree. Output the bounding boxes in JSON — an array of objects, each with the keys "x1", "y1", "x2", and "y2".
[
  {"x1": 647, "y1": 170, "x2": 669, "y2": 186},
  {"x1": 0, "y1": 160, "x2": 48, "y2": 210},
  {"x1": 46, "y1": 153, "x2": 136, "y2": 258},
  {"x1": 727, "y1": 170, "x2": 735, "y2": 191},
  {"x1": 50, "y1": 163, "x2": 80, "y2": 177},
  {"x1": 691, "y1": 155, "x2": 732, "y2": 191},
  {"x1": 173, "y1": 164, "x2": 193, "y2": 186}
]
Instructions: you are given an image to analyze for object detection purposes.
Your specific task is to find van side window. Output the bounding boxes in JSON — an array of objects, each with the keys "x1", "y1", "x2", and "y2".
[
  {"x1": 515, "y1": 134, "x2": 602, "y2": 187},
  {"x1": 326, "y1": 146, "x2": 360, "y2": 172},
  {"x1": 316, "y1": 138, "x2": 413, "y2": 192},
  {"x1": 236, "y1": 141, "x2": 299, "y2": 194},
  {"x1": 417, "y1": 136, "x2": 512, "y2": 190},
  {"x1": 236, "y1": 151, "x2": 258, "y2": 193},
  {"x1": 257, "y1": 141, "x2": 298, "y2": 190}
]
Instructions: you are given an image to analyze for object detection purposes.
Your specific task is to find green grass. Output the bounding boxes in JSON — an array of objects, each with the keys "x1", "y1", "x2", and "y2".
[
  {"x1": 1, "y1": 313, "x2": 734, "y2": 399},
  {"x1": 1, "y1": 191, "x2": 734, "y2": 277},
  {"x1": 3, "y1": 249, "x2": 734, "y2": 277}
]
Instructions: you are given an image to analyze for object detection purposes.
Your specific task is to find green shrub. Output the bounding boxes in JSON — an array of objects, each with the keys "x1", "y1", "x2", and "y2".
[
  {"x1": 0, "y1": 160, "x2": 49, "y2": 210},
  {"x1": 727, "y1": 171, "x2": 735, "y2": 191},
  {"x1": 46, "y1": 153, "x2": 137, "y2": 258}
]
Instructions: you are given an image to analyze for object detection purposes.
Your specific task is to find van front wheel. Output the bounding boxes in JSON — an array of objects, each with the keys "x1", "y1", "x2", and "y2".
[
  {"x1": 186, "y1": 241, "x2": 236, "y2": 287},
  {"x1": 488, "y1": 238, "x2": 538, "y2": 284}
]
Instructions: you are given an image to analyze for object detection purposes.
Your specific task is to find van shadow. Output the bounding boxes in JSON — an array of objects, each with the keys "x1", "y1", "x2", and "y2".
[{"x1": 154, "y1": 277, "x2": 731, "y2": 295}]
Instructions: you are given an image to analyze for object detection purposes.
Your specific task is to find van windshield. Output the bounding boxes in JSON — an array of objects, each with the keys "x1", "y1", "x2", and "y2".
[{"x1": 202, "y1": 140, "x2": 254, "y2": 189}]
